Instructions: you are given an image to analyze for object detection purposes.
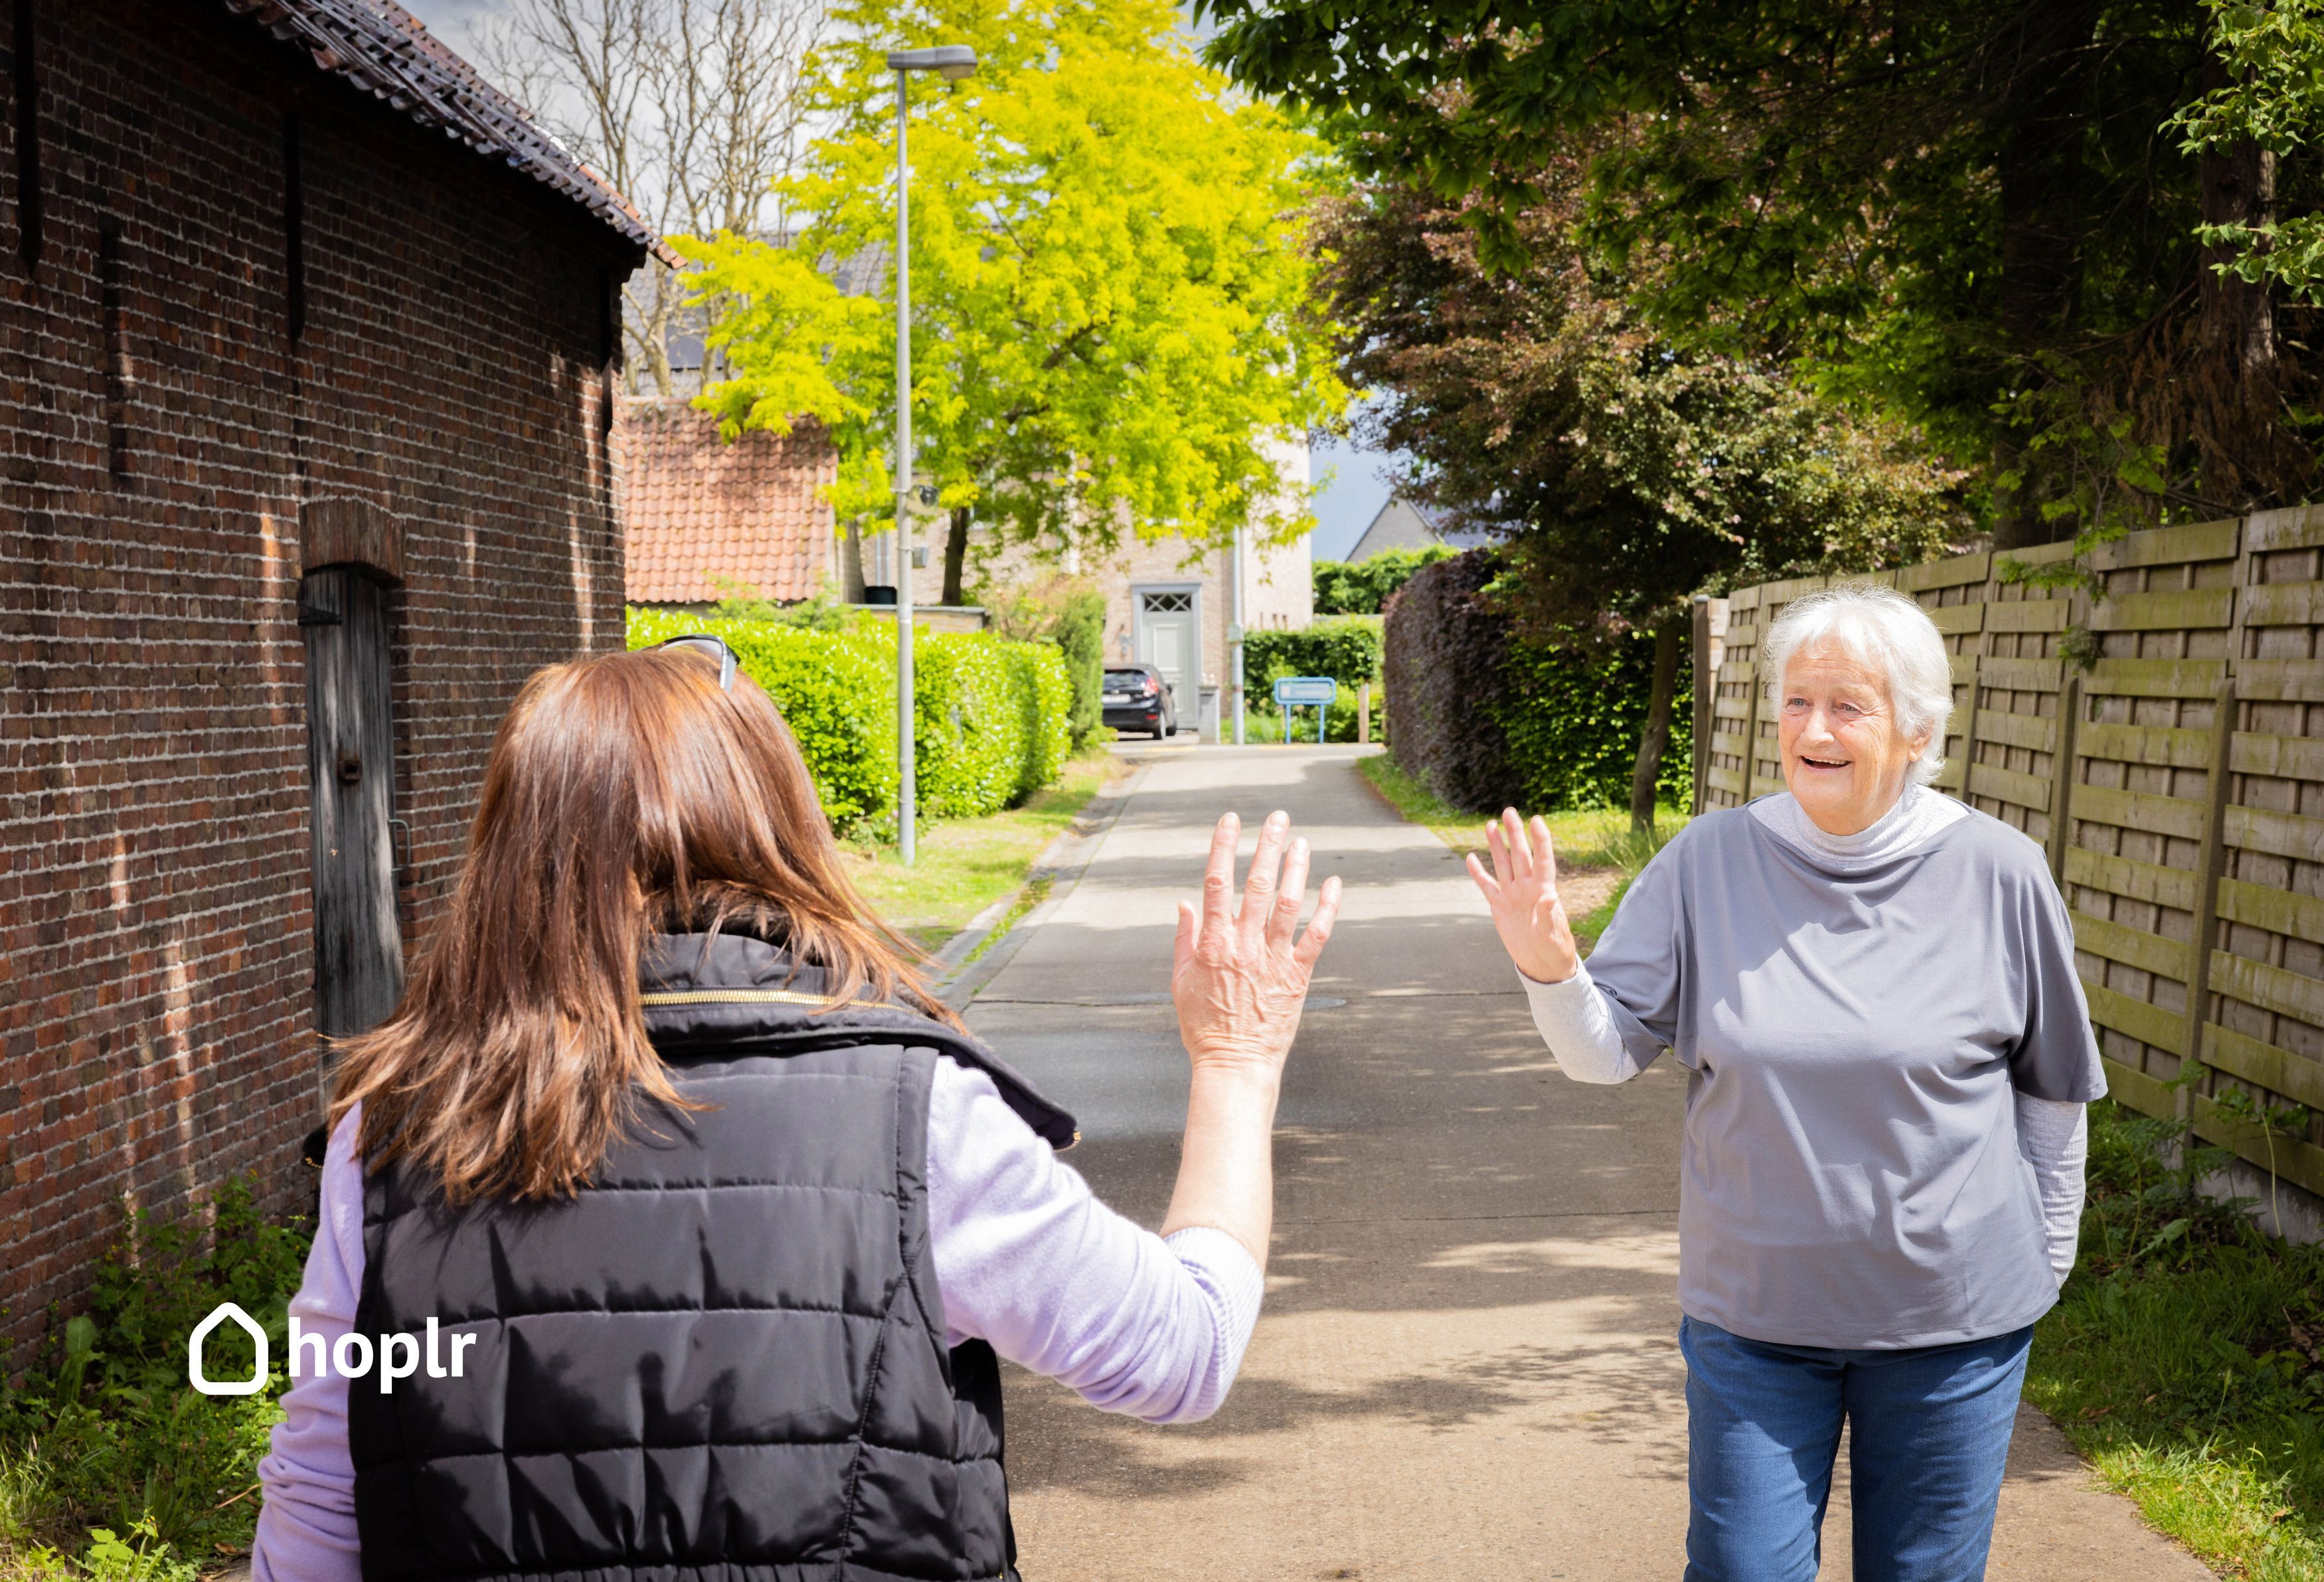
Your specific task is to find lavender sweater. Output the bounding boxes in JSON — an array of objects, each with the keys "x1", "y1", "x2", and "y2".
[{"x1": 252, "y1": 1060, "x2": 1263, "y2": 1582}]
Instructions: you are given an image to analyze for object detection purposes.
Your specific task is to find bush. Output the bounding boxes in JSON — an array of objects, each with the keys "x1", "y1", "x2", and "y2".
[
  {"x1": 628, "y1": 607, "x2": 898, "y2": 828},
  {"x1": 1048, "y1": 588, "x2": 1107, "y2": 747},
  {"x1": 627, "y1": 609, "x2": 1073, "y2": 829},
  {"x1": 1313, "y1": 546, "x2": 1459, "y2": 615},
  {"x1": 0, "y1": 1178, "x2": 311, "y2": 1573},
  {"x1": 1244, "y1": 616, "x2": 1384, "y2": 690},
  {"x1": 1382, "y1": 549, "x2": 1691, "y2": 813}
]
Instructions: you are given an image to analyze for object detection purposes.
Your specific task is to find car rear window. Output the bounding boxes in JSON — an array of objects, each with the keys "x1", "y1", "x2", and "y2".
[{"x1": 1104, "y1": 670, "x2": 1147, "y2": 686}]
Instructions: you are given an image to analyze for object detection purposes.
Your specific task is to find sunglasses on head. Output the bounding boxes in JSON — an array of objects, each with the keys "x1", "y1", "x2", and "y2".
[{"x1": 652, "y1": 633, "x2": 740, "y2": 691}]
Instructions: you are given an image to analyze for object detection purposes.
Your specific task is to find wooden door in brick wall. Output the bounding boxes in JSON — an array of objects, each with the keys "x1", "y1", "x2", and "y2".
[{"x1": 299, "y1": 567, "x2": 404, "y2": 1037}]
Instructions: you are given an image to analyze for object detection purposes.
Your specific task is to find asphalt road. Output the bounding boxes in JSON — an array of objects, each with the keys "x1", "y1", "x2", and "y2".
[{"x1": 965, "y1": 742, "x2": 2216, "y2": 1581}]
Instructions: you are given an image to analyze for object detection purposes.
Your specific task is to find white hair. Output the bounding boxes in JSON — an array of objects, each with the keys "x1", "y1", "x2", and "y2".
[{"x1": 1760, "y1": 583, "x2": 1954, "y2": 786}]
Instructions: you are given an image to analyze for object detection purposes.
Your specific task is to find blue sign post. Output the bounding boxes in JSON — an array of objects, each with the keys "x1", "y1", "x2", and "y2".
[{"x1": 1272, "y1": 675, "x2": 1337, "y2": 745}]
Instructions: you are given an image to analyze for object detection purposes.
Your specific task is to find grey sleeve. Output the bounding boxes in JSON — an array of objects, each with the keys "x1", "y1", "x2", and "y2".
[
  {"x1": 2011, "y1": 866, "x2": 2108, "y2": 1103},
  {"x1": 1569, "y1": 834, "x2": 1690, "y2": 1073}
]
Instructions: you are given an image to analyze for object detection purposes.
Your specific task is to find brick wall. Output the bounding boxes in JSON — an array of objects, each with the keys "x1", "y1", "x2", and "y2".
[{"x1": 0, "y1": 0, "x2": 637, "y2": 1348}]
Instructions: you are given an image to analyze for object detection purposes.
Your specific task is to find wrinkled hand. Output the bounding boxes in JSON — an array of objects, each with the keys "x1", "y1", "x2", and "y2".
[
  {"x1": 1466, "y1": 808, "x2": 1579, "y2": 984},
  {"x1": 1172, "y1": 810, "x2": 1343, "y2": 1077}
]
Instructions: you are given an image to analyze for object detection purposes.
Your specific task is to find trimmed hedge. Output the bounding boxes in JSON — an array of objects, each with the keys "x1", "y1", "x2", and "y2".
[
  {"x1": 1382, "y1": 549, "x2": 1691, "y2": 814},
  {"x1": 1313, "y1": 545, "x2": 1458, "y2": 615},
  {"x1": 625, "y1": 609, "x2": 1070, "y2": 828},
  {"x1": 1245, "y1": 616, "x2": 1384, "y2": 744}
]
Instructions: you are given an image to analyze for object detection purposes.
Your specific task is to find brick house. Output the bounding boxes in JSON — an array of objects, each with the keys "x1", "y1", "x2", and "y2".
[
  {"x1": 0, "y1": 0, "x2": 653, "y2": 1342},
  {"x1": 618, "y1": 401, "x2": 1313, "y2": 732}
]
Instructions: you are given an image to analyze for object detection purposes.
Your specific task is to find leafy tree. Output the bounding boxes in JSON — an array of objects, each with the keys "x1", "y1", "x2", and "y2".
[
  {"x1": 679, "y1": 0, "x2": 1347, "y2": 605},
  {"x1": 1315, "y1": 172, "x2": 1965, "y2": 831},
  {"x1": 1199, "y1": 0, "x2": 2324, "y2": 546},
  {"x1": 1313, "y1": 545, "x2": 1457, "y2": 614}
]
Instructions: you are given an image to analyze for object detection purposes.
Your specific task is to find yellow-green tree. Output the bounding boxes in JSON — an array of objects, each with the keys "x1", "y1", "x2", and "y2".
[{"x1": 677, "y1": 0, "x2": 1346, "y2": 602}]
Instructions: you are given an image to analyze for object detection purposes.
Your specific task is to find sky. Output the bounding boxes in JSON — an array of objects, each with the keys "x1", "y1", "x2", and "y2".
[{"x1": 397, "y1": 0, "x2": 1400, "y2": 559}]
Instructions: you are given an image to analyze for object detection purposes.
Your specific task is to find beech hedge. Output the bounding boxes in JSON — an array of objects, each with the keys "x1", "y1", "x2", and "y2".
[
  {"x1": 1382, "y1": 549, "x2": 1691, "y2": 814},
  {"x1": 625, "y1": 608, "x2": 1070, "y2": 828}
]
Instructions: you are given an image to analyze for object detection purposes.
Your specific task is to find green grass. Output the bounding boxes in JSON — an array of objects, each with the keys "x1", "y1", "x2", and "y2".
[
  {"x1": 845, "y1": 741, "x2": 1123, "y2": 953},
  {"x1": 2025, "y1": 1100, "x2": 2324, "y2": 1580},
  {"x1": 1353, "y1": 752, "x2": 1687, "y2": 945}
]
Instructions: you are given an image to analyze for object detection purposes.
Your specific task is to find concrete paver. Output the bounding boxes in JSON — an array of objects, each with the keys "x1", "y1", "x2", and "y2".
[{"x1": 966, "y1": 744, "x2": 2214, "y2": 1580}]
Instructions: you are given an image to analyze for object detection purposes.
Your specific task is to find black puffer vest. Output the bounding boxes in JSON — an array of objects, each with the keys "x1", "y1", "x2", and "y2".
[{"x1": 348, "y1": 931, "x2": 1076, "y2": 1582}]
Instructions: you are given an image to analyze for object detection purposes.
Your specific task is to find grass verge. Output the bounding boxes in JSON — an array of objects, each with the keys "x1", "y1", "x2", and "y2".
[
  {"x1": 1353, "y1": 752, "x2": 1687, "y2": 946},
  {"x1": 2024, "y1": 1099, "x2": 2324, "y2": 1581},
  {"x1": 845, "y1": 741, "x2": 1124, "y2": 954}
]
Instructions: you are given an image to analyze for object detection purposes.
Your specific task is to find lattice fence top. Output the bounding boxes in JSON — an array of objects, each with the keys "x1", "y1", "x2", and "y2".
[{"x1": 1697, "y1": 509, "x2": 2324, "y2": 1201}]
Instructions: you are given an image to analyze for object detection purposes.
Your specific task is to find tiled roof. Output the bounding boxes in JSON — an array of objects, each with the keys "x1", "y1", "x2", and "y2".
[
  {"x1": 224, "y1": 0, "x2": 667, "y2": 259},
  {"x1": 618, "y1": 400, "x2": 837, "y2": 604}
]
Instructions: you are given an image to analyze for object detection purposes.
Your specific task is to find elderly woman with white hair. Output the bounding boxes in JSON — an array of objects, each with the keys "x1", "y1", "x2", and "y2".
[{"x1": 1471, "y1": 584, "x2": 2104, "y2": 1582}]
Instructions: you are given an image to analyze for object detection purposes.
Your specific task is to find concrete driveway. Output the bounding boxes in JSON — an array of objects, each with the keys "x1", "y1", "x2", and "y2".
[{"x1": 964, "y1": 743, "x2": 2214, "y2": 1581}]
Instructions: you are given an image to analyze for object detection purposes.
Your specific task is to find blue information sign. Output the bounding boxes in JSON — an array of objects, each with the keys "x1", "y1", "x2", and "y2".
[{"x1": 1271, "y1": 675, "x2": 1337, "y2": 745}]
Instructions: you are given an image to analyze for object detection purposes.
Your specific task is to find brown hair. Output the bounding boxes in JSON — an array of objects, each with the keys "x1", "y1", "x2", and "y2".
[{"x1": 329, "y1": 645, "x2": 954, "y2": 1203}]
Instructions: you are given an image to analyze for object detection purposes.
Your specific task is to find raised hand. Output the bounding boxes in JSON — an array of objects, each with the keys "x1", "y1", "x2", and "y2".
[
  {"x1": 1171, "y1": 809, "x2": 1343, "y2": 1077},
  {"x1": 1467, "y1": 808, "x2": 1580, "y2": 985}
]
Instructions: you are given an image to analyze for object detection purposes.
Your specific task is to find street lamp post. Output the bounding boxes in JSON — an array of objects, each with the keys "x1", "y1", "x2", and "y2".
[{"x1": 886, "y1": 43, "x2": 976, "y2": 867}]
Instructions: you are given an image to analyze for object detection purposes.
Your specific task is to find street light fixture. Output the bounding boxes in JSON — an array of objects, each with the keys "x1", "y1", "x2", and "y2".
[{"x1": 885, "y1": 42, "x2": 977, "y2": 867}]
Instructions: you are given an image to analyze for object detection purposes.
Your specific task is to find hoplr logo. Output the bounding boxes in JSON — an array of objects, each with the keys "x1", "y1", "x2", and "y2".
[{"x1": 189, "y1": 1302, "x2": 475, "y2": 1396}]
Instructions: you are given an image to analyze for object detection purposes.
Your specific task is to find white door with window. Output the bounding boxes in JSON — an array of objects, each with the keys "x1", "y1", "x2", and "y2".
[{"x1": 1134, "y1": 587, "x2": 1199, "y2": 723}]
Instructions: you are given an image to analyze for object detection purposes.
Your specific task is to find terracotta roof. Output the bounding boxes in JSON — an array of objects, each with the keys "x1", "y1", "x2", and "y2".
[
  {"x1": 618, "y1": 400, "x2": 837, "y2": 604},
  {"x1": 224, "y1": 0, "x2": 668, "y2": 260}
]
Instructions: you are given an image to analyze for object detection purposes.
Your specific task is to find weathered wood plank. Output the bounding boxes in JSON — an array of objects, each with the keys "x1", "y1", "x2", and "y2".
[
  {"x1": 2064, "y1": 846, "x2": 2200, "y2": 912},
  {"x1": 2242, "y1": 582, "x2": 2324, "y2": 628},
  {"x1": 2193, "y1": 1093, "x2": 2324, "y2": 1199},
  {"x1": 2210, "y1": 948, "x2": 2324, "y2": 1027},
  {"x1": 2071, "y1": 909, "x2": 2193, "y2": 982},
  {"x1": 2247, "y1": 505, "x2": 2324, "y2": 552},
  {"x1": 2078, "y1": 721, "x2": 2212, "y2": 770},
  {"x1": 2088, "y1": 518, "x2": 2242, "y2": 570},
  {"x1": 2082, "y1": 658, "x2": 2232, "y2": 699},
  {"x1": 2102, "y1": 1055, "x2": 2175, "y2": 1121},
  {"x1": 1706, "y1": 766, "x2": 1746, "y2": 798},
  {"x1": 2233, "y1": 660, "x2": 2324, "y2": 703},
  {"x1": 2070, "y1": 782, "x2": 2208, "y2": 841},
  {"x1": 2086, "y1": 587, "x2": 2236, "y2": 632},
  {"x1": 1985, "y1": 599, "x2": 2072, "y2": 633},
  {"x1": 1932, "y1": 756, "x2": 1967, "y2": 791},
  {"x1": 1975, "y1": 709, "x2": 2057, "y2": 754},
  {"x1": 1760, "y1": 574, "x2": 1831, "y2": 604},
  {"x1": 2204, "y1": 1023, "x2": 2324, "y2": 1110},
  {"x1": 1712, "y1": 695, "x2": 1753, "y2": 723},
  {"x1": 1979, "y1": 656, "x2": 2065, "y2": 695},
  {"x1": 1926, "y1": 602, "x2": 1986, "y2": 636},
  {"x1": 1999, "y1": 540, "x2": 2080, "y2": 569},
  {"x1": 2216, "y1": 877, "x2": 2324, "y2": 948},
  {"x1": 1969, "y1": 760, "x2": 2058, "y2": 814},
  {"x1": 1718, "y1": 659, "x2": 1758, "y2": 683},
  {"x1": 1897, "y1": 552, "x2": 1993, "y2": 592},
  {"x1": 1950, "y1": 653, "x2": 1981, "y2": 686},
  {"x1": 2230, "y1": 730, "x2": 2324, "y2": 782},
  {"x1": 2225, "y1": 804, "x2": 2324, "y2": 864},
  {"x1": 2086, "y1": 980, "x2": 2190, "y2": 1057}
]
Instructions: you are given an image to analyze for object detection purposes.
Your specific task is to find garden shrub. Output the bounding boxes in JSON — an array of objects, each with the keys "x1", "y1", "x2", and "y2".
[
  {"x1": 1313, "y1": 546, "x2": 1459, "y2": 614},
  {"x1": 1242, "y1": 616, "x2": 1386, "y2": 744},
  {"x1": 1383, "y1": 549, "x2": 1691, "y2": 813},
  {"x1": 627, "y1": 609, "x2": 1070, "y2": 828},
  {"x1": 0, "y1": 1178, "x2": 311, "y2": 1573},
  {"x1": 1048, "y1": 588, "x2": 1107, "y2": 747},
  {"x1": 628, "y1": 607, "x2": 899, "y2": 828}
]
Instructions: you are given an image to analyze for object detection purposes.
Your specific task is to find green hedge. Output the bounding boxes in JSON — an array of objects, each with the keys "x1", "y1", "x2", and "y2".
[
  {"x1": 627, "y1": 607, "x2": 898, "y2": 826},
  {"x1": 1313, "y1": 546, "x2": 1459, "y2": 615},
  {"x1": 625, "y1": 609, "x2": 1070, "y2": 828},
  {"x1": 1242, "y1": 616, "x2": 1384, "y2": 744}
]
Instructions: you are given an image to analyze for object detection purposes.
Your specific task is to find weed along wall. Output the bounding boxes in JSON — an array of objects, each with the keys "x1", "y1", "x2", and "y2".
[{"x1": 1700, "y1": 511, "x2": 2324, "y2": 1224}]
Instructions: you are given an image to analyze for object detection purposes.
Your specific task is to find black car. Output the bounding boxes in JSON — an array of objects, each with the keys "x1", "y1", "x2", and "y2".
[{"x1": 1101, "y1": 663, "x2": 1179, "y2": 739}]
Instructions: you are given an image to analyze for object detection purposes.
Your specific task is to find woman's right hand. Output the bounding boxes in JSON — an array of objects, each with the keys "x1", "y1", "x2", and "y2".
[{"x1": 1467, "y1": 808, "x2": 1580, "y2": 984}]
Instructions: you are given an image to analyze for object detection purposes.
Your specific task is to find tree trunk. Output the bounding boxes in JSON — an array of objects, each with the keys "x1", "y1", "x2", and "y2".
[
  {"x1": 2193, "y1": 48, "x2": 2305, "y2": 510},
  {"x1": 1629, "y1": 620, "x2": 1683, "y2": 836},
  {"x1": 1987, "y1": 0, "x2": 2104, "y2": 550},
  {"x1": 941, "y1": 505, "x2": 971, "y2": 606}
]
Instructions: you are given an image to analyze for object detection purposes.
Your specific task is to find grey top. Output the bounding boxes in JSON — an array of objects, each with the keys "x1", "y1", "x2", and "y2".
[{"x1": 1586, "y1": 801, "x2": 2105, "y2": 1348}]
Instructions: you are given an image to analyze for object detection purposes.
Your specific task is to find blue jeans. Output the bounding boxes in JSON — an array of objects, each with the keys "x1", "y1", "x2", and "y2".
[{"x1": 1681, "y1": 1314, "x2": 2033, "y2": 1582}]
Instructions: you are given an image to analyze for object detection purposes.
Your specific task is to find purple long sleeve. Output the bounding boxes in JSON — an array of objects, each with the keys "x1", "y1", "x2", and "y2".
[{"x1": 252, "y1": 1062, "x2": 1262, "y2": 1582}]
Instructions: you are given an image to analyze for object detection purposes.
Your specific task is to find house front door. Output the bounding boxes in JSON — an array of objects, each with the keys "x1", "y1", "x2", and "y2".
[{"x1": 1135, "y1": 588, "x2": 1199, "y2": 719}]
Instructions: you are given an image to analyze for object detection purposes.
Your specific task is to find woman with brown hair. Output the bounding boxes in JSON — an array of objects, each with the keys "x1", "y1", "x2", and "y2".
[{"x1": 252, "y1": 638, "x2": 1340, "y2": 1582}]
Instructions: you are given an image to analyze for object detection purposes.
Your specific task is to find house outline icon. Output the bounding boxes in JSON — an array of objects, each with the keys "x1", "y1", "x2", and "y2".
[{"x1": 189, "y1": 1301, "x2": 270, "y2": 1397}]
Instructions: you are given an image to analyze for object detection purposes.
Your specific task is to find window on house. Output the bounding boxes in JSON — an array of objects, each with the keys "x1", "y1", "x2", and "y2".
[{"x1": 1141, "y1": 590, "x2": 1193, "y2": 614}]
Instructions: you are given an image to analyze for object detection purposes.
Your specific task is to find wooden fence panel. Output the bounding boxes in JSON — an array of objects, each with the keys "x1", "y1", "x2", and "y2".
[{"x1": 1695, "y1": 512, "x2": 2324, "y2": 1201}]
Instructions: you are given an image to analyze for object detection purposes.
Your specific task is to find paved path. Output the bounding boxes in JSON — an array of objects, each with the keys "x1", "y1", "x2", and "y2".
[{"x1": 965, "y1": 744, "x2": 2214, "y2": 1581}]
